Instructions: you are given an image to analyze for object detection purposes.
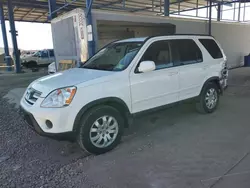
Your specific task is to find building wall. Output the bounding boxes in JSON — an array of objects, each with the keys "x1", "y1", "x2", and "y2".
[
  {"x1": 93, "y1": 10, "x2": 250, "y2": 68},
  {"x1": 167, "y1": 19, "x2": 250, "y2": 68},
  {"x1": 212, "y1": 23, "x2": 250, "y2": 68}
]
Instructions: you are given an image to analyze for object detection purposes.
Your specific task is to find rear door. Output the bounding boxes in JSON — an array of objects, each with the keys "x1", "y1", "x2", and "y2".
[
  {"x1": 38, "y1": 50, "x2": 50, "y2": 65},
  {"x1": 169, "y1": 39, "x2": 205, "y2": 100},
  {"x1": 48, "y1": 50, "x2": 55, "y2": 63},
  {"x1": 198, "y1": 38, "x2": 227, "y2": 87}
]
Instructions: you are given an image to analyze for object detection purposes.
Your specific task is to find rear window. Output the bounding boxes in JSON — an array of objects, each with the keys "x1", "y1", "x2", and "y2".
[
  {"x1": 199, "y1": 39, "x2": 223, "y2": 59},
  {"x1": 49, "y1": 50, "x2": 54, "y2": 57}
]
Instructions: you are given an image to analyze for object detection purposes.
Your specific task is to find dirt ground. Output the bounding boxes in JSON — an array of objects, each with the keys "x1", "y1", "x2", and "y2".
[{"x1": 1, "y1": 68, "x2": 250, "y2": 188}]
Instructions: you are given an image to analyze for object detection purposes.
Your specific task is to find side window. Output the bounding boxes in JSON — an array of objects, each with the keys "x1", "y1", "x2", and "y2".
[
  {"x1": 141, "y1": 40, "x2": 173, "y2": 70},
  {"x1": 199, "y1": 39, "x2": 223, "y2": 59},
  {"x1": 170, "y1": 39, "x2": 203, "y2": 66},
  {"x1": 40, "y1": 50, "x2": 49, "y2": 58},
  {"x1": 49, "y1": 50, "x2": 54, "y2": 57}
]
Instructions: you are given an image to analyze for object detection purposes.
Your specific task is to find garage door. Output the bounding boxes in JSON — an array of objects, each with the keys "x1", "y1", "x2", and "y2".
[{"x1": 97, "y1": 29, "x2": 135, "y2": 49}]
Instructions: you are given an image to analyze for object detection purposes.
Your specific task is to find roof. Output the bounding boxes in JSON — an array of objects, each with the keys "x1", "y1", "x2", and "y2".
[
  {"x1": 116, "y1": 37, "x2": 148, "y2": 43},
  {"x1": 116, "y1": 34, "x2": 214, "y2": 43},
  {"x1": 0, "y1": 0, "x2": 222, "y2": 23}
]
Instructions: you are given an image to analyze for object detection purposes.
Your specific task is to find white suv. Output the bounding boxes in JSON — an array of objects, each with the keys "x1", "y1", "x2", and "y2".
[{"x1": 20, "y1": 35, "x2": 228, "y2": 154}]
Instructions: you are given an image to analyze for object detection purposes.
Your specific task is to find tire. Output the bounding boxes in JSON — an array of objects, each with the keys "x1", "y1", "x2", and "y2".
[
  {"x1": 77, "y1": 105, "x2": 124, "y2": 155},
  {"x1": 27, "y1": 61, "x2": 37, "y2": 68},
  {"x1": 196, "y1": 82, "x2": 220, "y2": 114}
]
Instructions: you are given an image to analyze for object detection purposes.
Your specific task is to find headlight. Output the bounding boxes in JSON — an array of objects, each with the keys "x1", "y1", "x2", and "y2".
[{"x1": 41, "y1": 86, "x2": 77, "y2": 108}]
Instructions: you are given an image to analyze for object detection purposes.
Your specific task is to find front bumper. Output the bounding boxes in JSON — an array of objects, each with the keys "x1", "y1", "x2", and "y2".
[{"x1": 19, "y1": 106, "x2": 75, "y2": 141}]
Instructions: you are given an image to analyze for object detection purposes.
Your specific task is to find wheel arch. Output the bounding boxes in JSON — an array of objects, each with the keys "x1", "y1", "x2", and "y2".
[
  {"x1": 73, "y1": 97, "x2": 132, "y2": 132},
  {"x1": 27, "y1": 60, "x2": 37, "y2": 64},
  {"x1": 27, "y1": 60, "x2": 38, "y2": 68},
  {"x1": 200, "y1": 76, "x2": 222, "y2": 95}
]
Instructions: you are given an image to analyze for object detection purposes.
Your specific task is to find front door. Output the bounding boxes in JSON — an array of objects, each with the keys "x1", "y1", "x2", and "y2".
[{"x1": 130, "y1": 40, "x2": 179, "y2": 113}]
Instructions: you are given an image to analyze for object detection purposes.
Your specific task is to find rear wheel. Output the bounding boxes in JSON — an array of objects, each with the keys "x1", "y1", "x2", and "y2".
[
  {"x1": 77, "y1": 105, "x2": 124, "y2": 155},
  {"x1": 196, "y1": 82, "x2": 220, "y2": 113}
]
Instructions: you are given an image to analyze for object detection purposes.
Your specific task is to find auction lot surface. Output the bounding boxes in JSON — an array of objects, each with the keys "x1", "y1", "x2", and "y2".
[{"x1": 1, "y1": 68, "x2": 250, "y2": 188}]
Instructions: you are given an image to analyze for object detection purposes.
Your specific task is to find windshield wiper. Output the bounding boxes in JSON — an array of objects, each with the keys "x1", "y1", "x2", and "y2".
[
  {"x1": 82, "y1": 64, "x2": 115, "y2": 71},
  {"x1": 82, "y1": 64, "x2": 99, "y2": 70}
]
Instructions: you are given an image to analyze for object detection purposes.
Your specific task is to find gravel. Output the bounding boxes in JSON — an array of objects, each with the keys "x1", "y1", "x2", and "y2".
[
  {"x1": 1, "y1": 68, "x2": 250, "y2": 188},
  {"x1": 0, "y1": 72, "x2": 90, "y2": 188},
  {"x1": 0, "y1": 94, "x2": 90, "y2": 188}
]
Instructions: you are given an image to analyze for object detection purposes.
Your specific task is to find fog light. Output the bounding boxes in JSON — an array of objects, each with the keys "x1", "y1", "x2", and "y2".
[{"x1": 45, "y1": 120, "x2": 53, "y2": 129}]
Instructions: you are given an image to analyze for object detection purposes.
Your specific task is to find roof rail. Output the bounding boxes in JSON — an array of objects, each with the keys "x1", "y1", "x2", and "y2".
[
  {"x1": 173, "y1": 34, "x2": 212, "y2": 36},
  {"x1": 146, "y1": 34, "x2": 214, "y2": 39}
]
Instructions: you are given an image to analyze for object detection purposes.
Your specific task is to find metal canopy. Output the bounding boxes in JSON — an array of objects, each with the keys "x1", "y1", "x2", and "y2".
[
  {"x1": 0, "y1": 0, "x2": 248, "y2": 74},
  {"x1": 0, "y1": 0, "x2": 236, "y2": 23}
]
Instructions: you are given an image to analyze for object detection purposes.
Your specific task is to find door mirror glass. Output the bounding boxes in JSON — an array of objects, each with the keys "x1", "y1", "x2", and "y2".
[{"x1": 138, "y1": 61, "x2": 156, "y2": 73}]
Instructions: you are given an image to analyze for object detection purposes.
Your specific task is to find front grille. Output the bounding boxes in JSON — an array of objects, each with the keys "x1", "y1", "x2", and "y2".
[{"x1": 24, "y1": 88, "x2": 42, "y2": 105}]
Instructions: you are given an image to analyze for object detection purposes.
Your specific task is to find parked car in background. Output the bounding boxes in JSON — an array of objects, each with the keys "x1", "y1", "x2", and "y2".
[
  {"x1": 20, "y1": 35, "x2": 228, "y2": 155},
  {"x1": 20, "y1": 51, "x2": 36, "y2": 58},
  {"x1": 21, "y1": 49, "x2": 55, "y2": 68}
]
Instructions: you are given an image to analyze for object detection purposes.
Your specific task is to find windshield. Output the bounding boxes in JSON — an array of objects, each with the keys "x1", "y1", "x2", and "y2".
[
  {"x1": 81, "y1": 42, "x2": 143, "y2": 71},
  {"x1": 33, "y1": 51, "x2": 41, "y2": 57}
]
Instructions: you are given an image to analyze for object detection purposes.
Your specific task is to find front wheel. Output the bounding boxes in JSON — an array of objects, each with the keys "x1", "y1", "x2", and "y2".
[
  {"x1": 27, "y1": 61, "x2": 38, "y2": 68},
  {"x1": 196, "y1": 82, "x2": 220, "y2": 113},
  {"x1": 77, "y1": 105, "x2": 124, "y2": 155}
]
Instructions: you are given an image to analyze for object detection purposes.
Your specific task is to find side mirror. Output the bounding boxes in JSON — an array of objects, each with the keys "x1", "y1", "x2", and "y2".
[{"x1": 138, "y1": 61, "x2": 156, "y2": 73}]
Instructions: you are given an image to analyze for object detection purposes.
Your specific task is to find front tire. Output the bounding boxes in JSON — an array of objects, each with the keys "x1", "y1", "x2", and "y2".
[
  {"x1": 196, "y1": 82, "x2": 220, "y2": 114},
  {"x1": 27, "y1": 61, "x2": 38, "y2": 68},
  {"x1": 77, "y1": 105, "x2": 124, "y2": 155}
]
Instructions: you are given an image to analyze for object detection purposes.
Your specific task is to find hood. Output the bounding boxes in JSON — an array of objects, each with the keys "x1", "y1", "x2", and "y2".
[
  {"x1": 31, "y1": 68, "x2": 115, "y2": 97},
  {"x1": 21, "y1": 55, "x2": 35, "y2": 61}
]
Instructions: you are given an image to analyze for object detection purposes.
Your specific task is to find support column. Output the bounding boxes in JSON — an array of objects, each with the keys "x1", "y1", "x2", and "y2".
[
  {"x1": 196, "y1": 0, "x2": 198, "y2": 17},
  {"x1": 233, "y1": 3, "x2": 236, "y2": 20},
  {"x1": 238, "y1": 2, "x2": 241, "y2": 22},
  {"x1": 178, "y1": 0, "x2": 180, "y2": 15},
  {"x1": 243, "y1": 3, "x2": 246, "y2": 22},
  {"x1": 7, "y1": 0, "x2": 21, "y2": 73},
  {"x1": 217, "y1": 4, "x2": 221, "y2": 21},
  {"x1": 123, "y1": 0, "x2": 126, "y2": 8},
  {"x1": 48, "y1": 0, "x2": 57, "y2": 20},
  {"x1": 0, "y1": 2, "x2": 11, "y2": 71},
  {"x1": 208, "y1": 0, "x2": 212, "y2": 35},
  {"x1": 164, "y1": 0, "x2": 170, "y2": 16},
  {"x1": 86, "y1": 0, "x2": 95, "y2": 58}
]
